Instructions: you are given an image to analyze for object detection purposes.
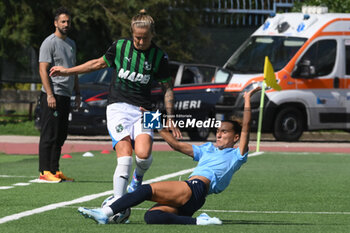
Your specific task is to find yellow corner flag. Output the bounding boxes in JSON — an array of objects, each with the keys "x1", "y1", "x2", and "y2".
[
  {"x1": 264, "y1": 56, "x2": 281, "y2": 91},
  {"x1": 256, "y1": 56, "x2": 282, "y2": 152}
]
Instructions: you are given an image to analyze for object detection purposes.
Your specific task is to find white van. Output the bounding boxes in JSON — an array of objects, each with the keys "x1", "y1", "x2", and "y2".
[{"x1": 216, "y1": 7, "x2": 350, "y2": 141}]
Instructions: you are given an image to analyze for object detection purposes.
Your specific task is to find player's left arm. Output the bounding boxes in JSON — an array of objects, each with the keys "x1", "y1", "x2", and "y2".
[
  {"x1": 239, "y1": 87, "x2": 261, "y2": 155},
  {"x1": 160, "y1": 80, "x2": 182, "y2": 139}
]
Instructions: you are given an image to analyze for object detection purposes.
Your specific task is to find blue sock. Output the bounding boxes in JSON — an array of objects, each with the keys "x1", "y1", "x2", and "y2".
[
  {"x1": 144, "y1": 210, "x2": 196, "y2": 225},
  {"x1": 109, "y1": 184, "x2": 152, "y2": 214}
]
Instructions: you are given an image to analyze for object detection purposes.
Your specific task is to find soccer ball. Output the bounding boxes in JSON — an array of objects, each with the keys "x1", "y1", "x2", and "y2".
[
  {"x1": 101, "y1": 195, "x2": 131, "y2": 224},
  {"x1": 101, "y1": 195, "x2": 117, "y2": 208}
]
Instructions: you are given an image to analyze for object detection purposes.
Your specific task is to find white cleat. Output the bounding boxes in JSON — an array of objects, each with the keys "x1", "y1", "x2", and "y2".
[
  {"x1": 196, "y1": 213, "x2": 222, "y2": 225},
  {"x1": 78, "y1": 207, "x2": 109, "y2": 224}
]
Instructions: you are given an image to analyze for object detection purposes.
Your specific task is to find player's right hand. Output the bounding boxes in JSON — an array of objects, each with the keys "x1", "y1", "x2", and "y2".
[
  {"x1": 47, "y1": 95, "x2": 56, "y2": 109},
  {"x1": 49, "y1": 66, "x2": 68, "y2": 77}
]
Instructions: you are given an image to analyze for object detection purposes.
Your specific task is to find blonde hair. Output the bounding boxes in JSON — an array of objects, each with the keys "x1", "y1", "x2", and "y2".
[{"x1": 131, "y1": 9, "x2": 155, "y2": 35}]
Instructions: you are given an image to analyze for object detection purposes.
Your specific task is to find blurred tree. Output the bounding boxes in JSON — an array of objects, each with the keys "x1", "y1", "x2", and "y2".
[
  {"x1": 293, "y1": 0, "x2": 350, "y2": 13},
  {"x1": 0, "y1": 0, "x2": 209, "y2": 72}
]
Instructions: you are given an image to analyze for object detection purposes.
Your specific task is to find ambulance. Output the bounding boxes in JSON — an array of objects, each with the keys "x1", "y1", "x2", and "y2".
[{"x1": 216, "y1": 6, "x2": 350, "y2": 141}]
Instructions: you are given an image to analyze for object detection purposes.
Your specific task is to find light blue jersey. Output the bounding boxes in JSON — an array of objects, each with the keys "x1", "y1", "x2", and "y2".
[{"x1": 189, "y1": 142, "x2": 248, "y2": 194}]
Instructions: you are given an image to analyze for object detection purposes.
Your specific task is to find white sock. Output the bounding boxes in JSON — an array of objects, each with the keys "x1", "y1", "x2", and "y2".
[
  {"x1": 101, "y1": 206, "x2": 113, "y2": 217},
  {"x1": 135, "y1": 155, "x2": 153, "y2": 177},
  {"x1": 113, "y1": 156, "x2": 132, "y2": 199}
]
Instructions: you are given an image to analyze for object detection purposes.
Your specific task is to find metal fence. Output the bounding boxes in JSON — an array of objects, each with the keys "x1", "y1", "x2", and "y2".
[
  {"x1": 0, "y1": 47, "x2": 40, "y2": 84},
  {"x1": 172, "y1": 0, "x2": 297, "y2": 26}
]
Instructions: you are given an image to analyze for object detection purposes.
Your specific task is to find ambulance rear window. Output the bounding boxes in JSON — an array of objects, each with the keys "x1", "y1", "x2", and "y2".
[{"x1": 346, "y1": 45, "x2": 350, "y2": 75}]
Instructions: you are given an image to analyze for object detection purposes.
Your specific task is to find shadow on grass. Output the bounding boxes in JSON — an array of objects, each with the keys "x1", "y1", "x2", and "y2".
[
  {"x1": 74, "y1": 180, "x2": 113, "y2": 183},
  {"x1": 222, "y1": 219, "x2": 315, "y2": 226}
]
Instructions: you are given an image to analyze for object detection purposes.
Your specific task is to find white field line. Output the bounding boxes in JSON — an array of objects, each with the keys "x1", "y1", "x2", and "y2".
[
  {"x1": 0, "y1": 151, "x2": 264, "y2": 224},
  {"x1": 13, "y1": 183, "x2": 30, "y2": 186},
  {"x1": 0, "y1": 168, "x2": 194, "y2": 224},
  {"x1": 0, "y1": 175, "x2": 35, "y2": 190},
  {"x1": 0, "y1": 175, "x2": 37, "y2": 178},
  {"x1": 199, "y1": 209, "x2": 350, "y2": 215},
  {"x1": 64, "y1": 206, "x2": 350, "y2": 216},
  {"x1": 249, "y1": 151, "x2": 264, "y2": 157}
]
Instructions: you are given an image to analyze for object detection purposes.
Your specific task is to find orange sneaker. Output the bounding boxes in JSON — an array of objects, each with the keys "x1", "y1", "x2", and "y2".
[
  {"x1": 39, "y1": 171, "x2": 62, "y2": 183},
  {"x1": 55, "y1": 171, "x2": 74, "y2": 182}
]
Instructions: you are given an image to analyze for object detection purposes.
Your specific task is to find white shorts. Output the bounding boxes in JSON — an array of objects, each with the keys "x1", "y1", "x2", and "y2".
[{"x1": 107, "y1": 102, "x2": 153, "y2": 149}]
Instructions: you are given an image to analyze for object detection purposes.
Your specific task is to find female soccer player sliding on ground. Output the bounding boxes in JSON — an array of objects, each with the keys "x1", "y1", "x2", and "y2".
[{"x1": 78, "y1": 87, "x2": 261, "y2": 225}]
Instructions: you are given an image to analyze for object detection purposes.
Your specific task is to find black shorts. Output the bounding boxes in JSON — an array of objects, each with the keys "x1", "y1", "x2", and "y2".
[{"x1": 178, "y1": 179, "x2": 207, "y2": 216}]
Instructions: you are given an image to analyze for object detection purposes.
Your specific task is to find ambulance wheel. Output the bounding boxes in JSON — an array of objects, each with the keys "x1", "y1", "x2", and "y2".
[
  {"x1": 273, "y1": 107, "x2": 304, "y2": 141},
  {"x1": 187, "y1": 125, "x2": 210, "y2": 141}
]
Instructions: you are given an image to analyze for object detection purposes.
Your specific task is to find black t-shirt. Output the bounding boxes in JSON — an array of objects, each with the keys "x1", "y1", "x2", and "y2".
[{"x1": 103, "y1": 38, "x2": 170, "y2": 109}]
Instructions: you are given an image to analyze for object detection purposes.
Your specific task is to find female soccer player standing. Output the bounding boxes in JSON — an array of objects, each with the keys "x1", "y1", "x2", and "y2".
[{"x1": 50, "y1": 10, "x2": 181, "y2": 217}]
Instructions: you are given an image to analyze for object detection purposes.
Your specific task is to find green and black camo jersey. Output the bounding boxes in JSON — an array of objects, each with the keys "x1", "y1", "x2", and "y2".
[{"x1": 103, "y1": 38, "x2": 171, "y2": 109}]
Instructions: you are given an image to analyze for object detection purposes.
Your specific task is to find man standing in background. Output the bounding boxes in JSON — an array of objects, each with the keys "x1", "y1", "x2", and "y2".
[{"x1": 38, "y1": 7, "x2": 80, "y2": 183}]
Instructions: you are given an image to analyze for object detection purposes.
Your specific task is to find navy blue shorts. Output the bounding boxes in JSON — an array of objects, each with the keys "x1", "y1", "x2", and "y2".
[{"x1": 178, "y1": 179, "x2": 207, "y2": 216}]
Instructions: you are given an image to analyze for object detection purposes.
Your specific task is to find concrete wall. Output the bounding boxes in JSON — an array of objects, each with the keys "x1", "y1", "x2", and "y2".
[{"x1": 0, "y1": 90, "x2": 40, "y2": 113}]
